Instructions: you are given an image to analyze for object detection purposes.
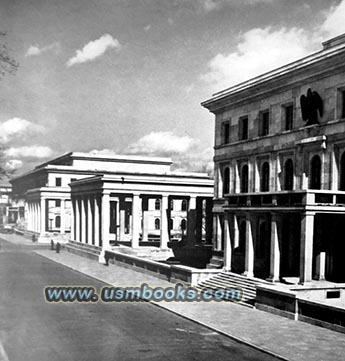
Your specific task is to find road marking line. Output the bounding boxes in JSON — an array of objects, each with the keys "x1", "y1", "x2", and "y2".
[{"x1": 0, "y1": 340, "x2": 9, "y2": 361}]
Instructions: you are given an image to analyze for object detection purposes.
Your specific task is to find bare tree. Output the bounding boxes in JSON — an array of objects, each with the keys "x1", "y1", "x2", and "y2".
[
  {"x1": 0, "y1": 31, "x2": 19, "y2": 79},
  {"x1": 0, "y1": 32, "x2": 19, "y2": 180}
]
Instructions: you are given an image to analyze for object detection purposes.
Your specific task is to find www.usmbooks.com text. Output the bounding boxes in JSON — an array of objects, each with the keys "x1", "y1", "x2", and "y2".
[{"x1": 44, "y1": 283, "x2": 242, "y2": 303}]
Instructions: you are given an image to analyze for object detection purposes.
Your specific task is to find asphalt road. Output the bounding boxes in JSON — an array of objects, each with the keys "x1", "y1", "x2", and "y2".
[{"x1": 0, "y1": 237, "x2": 278, "y2": 361}]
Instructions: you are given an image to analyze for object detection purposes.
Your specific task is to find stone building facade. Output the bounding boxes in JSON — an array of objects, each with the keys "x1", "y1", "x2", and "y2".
[
  {"x1": 202, "y1": 34, "x2": 345, "y2": 284},
  {"x1": 11, "y1": 152, "x2": 213, "y2": 246}
]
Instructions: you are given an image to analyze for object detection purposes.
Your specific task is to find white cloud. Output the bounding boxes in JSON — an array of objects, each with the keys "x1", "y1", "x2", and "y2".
[
  {"x1": 66, "y1": 34, "x2": 121, "y2": 67},
  {"x1": 124, "y1": 132, "x2": 213, "y2": 175},
  {"x1": 4, "y1": 146, "x2": 54, "y2": 159},
  {"x1": 202, "y1": 0, "x2": 345, "y2": 91},
  {"x1": 5, "y1": 159, "x2": 23, "y2": 171},
  {"x1": 0, "y1": 117, "x2": 45, "y2": 143},
  {"x1": 25, "y1": 42, "x2": 60, "y2": 57},
  {"x1": 320, "y1": 0, "x2": 345, "y2": 39},
  {"x1": 126, "y1": 131, "x2": 198, "y2": 156},
  {"x1": 201, "y1": 0, "x2": 273, "y2": 12}
]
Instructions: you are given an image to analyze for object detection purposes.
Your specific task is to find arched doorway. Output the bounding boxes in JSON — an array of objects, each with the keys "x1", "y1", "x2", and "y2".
[
  {"x1": 223, "y1": 167, "x2": 230, "y2": 196},
  {"x1": 260, "y1": 162, "x2": 270, "y2": 192},
  {"x1": 241, "y1": 165, "x2": 249, "y2": 193},
  {"x1": 284, "y1": 159, "x2": 294, "y2": 190},
  {"x1": 310, "y1": 155, "x2": 321, "y2": 190}
]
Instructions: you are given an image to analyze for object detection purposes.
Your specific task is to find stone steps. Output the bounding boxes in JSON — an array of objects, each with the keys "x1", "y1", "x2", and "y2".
[{"x1": 196, "y1": 271, "x2": 269, "y2": 307}]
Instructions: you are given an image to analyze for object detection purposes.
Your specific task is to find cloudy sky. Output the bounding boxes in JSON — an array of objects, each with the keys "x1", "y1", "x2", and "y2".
[{"x1": 1, "y1": 0, "x2": 345, "y2": 176}]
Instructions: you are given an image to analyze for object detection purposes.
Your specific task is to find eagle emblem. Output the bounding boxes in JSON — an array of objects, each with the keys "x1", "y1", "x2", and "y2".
[{"x1": 300, "y1": 88, "x2": 323, "y2": 126}]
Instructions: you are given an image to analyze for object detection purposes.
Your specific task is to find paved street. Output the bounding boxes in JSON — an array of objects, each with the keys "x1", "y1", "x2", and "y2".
[{"x1": 0, "y1": 238, "x2": 278, "y2": 361}]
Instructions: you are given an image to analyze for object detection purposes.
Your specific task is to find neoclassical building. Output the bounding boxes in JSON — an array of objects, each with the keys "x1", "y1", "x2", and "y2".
[
  {"x1": 69, "y1": 160, "x2": 213, "y2": 252},
  {"x1": 11, "y1": 152, "x2": 213, "y2": 246},
  {"x1": 202, "y1": 33, "x2": 345, "y2": 284}
]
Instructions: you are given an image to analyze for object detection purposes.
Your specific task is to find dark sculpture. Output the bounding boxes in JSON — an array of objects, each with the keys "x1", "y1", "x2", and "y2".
[{"x1": 300, "y1": 88, "x2": 323, "y2": 126}]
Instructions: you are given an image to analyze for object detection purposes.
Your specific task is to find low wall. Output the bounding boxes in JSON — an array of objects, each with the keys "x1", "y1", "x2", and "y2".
[
  {"x1": 256, "y1": 285, "x2": 345, "y2": 333},
  {"x1": 105, "y1": 250, "x2": 220, "y2": 286}
]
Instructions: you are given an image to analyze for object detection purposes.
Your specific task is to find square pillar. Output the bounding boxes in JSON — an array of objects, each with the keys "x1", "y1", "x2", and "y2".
[
  {"x1": 40, "y1": 198, "x2": 46, "y2": 235},
  {"x1": 94, "y1": 196, "x2": 100, "y2": 247},
  {"x1": 268, "y1": 214, "x2": 280, "y2": 282},
  {"x1": 142, "y1": 197, "x2": 149, "y2": 242},
  {"x1": 160, "y1": 195, "x2": 169, "y2": 249},
  {"x1": 71, "y1": 200, "x2": 75, "y2": 241},
  {"x1": 101, "y1": 193, "x2": 110, "y2": 249},
  {"x1": 81, "y1": 197, "x2": 86, "y2": 243},
  {"x1": 75, "y1": 198, "x2": 80, "y2": 242},
  {"x1": 87, "y1": 197, "x2": 93, "y2": 245},
  {"x1": 299, "y1": 212, "x2": 315, "y2": 284},
  {"x1": 243, "y1": 215, "x2": 254, "y2": 278},
  {"x1": 216, "y1": 214, "x2": 222, "y2": 251},
  {"x1": 223, "y1": 215, "x2": 232, "y2": 271},
  {"x1": 315, "y1": 251, "x2": 326, "y2": 280},
  {"x1": 131, "y1": 194, "x2": 141, "y2": 248}
]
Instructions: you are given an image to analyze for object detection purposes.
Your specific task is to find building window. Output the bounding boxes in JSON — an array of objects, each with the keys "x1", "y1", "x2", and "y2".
[
  {"x1": 284, "y1": 159, "x2": 294, "y2": 191},
  {"x1": 170, "y1": 199, "x2": 174, "y2": 210},
  {"x1": 240, "y1": 165, "x2": 249, "y2": 193},
  {"x1": 55, "y1": 177, "x2": 62, "y2": 186},
  {"x1": 259, "y1": 110, "x2": 270, "y2": 136},
  {"x1": 310, "y1": 155, "x2": 321, "y2": 190},
  {"x1": 55, "y1": 199, "x2": 61, "y2": 207},
  {"x1": 55, "y1": 216, "x2": 61, "y2": 228},
  {"x1": 239, "y1": 116, "x2": 248, "y2": 140},
  {"x1": 155, "y1": 198, "x2": 161, "y2": 210},
  {"x1": 222, "y1": 121, "x2": 230, "y2": 144},
  {"x1": 340, "y1": 152, "x2": 345, "y2": 191},
  {"x1": 154, "y1": 218, "x2": 160, "y2": 230},
  {"x1": 181, "y1": 200, "x2": 187, "y2": 211},
  {"x1": 284, "y1": 105, "x2": 293, "y2": 131},
  {"x1": 260, "y1": 162, "x2": 270, "y2": 192},
  {"x1": 181, "y1": 219, "x2": 187, "y2": 231},
  {"x1": 169, "y1": 219, "x2": 174, "y2": 230},
  {"x1": 342, "y1": 90, "x2": 345, "y2": 119},
  {"x1": 222, "y1": 167, "x2": 230, "y2": 196}
]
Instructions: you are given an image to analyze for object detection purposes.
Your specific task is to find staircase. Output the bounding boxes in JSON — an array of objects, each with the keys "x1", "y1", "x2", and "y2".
[
  {"x1": 195, "y1": 271, "x2": 271, "y2": 307},
  {"x1": 65, "y1": 241, "x2": 102, "y2": 261}
]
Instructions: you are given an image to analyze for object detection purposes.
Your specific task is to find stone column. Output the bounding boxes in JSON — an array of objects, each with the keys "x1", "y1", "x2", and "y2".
[
  {"x1": 268, "y1": 214, "x2": 280, "y2": 282},
  {"x1": 160, "y1": 195, "x2": 169, "y2": 249},
  {"x1": 101, "y1": 193, "x2": 110, "y2": 249},
  {"x1": 71, "y1": 200, "x2": 75, "y2": 241},
  {"x1": 131, "y1": 194, "x2": 141, "y2": 248},
  {"x1": 299, "y1": 212, "x2": 315, "y2": 284},
  {"x1": 216, "y1": 214, "x2": 222, "y2": 251},
  {"x1": 315, "y1": 251, "x2": 326, "y2": 280},
  {"x1": 142, "y1": 197, "x2": 149, "y2": 242},
  {"x1": 87, "y1": 197, "x2": 93, "y2": 245},
  {"x1": 75, "y1": 198, "x2": 80, "y2": 242},
  {"x1": 233, "y1": 214, "x2": 239, "y2": 248},
  {"x1": 27, "y1": 203, "x2": 31, "y2": 231},
  {"x1": 40, "y1": 198, "x2": 46, "y2": 235},
  {"x1": 94, "y1": 196, "x2": 100, "y2": 247},
  {"x1": 223, "y1": 215, "x2": 232, "y2": 271},
  {"x1": 243, "y1": 215, "x2": 254, "y2": 278},
  {"x1": 60, "y1": 199, "x2": 65, "y2": 234},
  {"x1": 81, "y1": 197, "x2": 86, "y2": 243}
]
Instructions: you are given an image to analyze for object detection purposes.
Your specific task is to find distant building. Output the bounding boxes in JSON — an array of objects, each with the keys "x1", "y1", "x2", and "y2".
[
  {"x1": 0, "y1": 183, "x2": 13, "y2": 225},
  {"x1": 11, "y1": 153, "x2": 213, "y2": 247},
  {"x1": 202, "y1": 33, "x2": 345, "y2": 284}
]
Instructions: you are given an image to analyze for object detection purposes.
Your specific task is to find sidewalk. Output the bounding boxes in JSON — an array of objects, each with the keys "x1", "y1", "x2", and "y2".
[{"x1": 3, "y1": 235, "x2": 344, "y2": 361}]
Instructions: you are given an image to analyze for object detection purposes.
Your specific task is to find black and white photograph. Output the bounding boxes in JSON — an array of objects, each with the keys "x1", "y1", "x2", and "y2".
[{"x1": 0, "y1": 1, "x2": 345, "y2": 360}]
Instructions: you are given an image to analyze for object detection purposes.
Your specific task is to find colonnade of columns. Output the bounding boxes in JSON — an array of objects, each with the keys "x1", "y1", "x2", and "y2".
[
  {"x1": 27, "y1": 198, "x2": 68, "y2": 235},
  {"x1": 217, "y1": 211, "x2": 321, "y2": 284},
  {"x1": 27, "y1": 198, "x2": 46, "y2": 235},
  {"x1": 72, "y1": 192, "x2": 199, "y2": 250}
]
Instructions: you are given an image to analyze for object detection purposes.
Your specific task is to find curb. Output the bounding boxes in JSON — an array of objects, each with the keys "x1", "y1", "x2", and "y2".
[{"x1": 36, "y1": 250, "x2": 289, "y2": 361}]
